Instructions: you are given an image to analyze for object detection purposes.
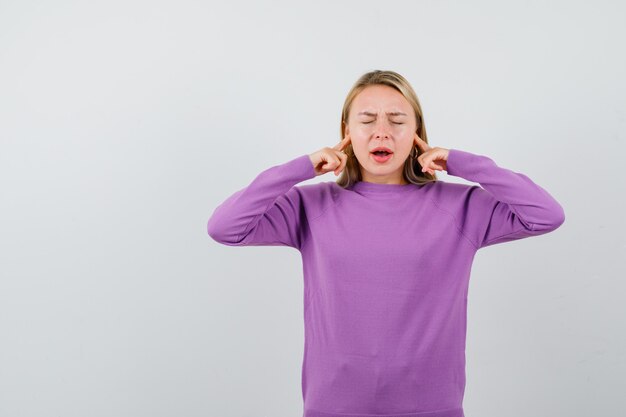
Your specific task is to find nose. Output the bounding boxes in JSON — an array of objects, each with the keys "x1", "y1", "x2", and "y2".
[
  {"x1": 373, "y1": 123, "x2": 391, "y2": 139},
  {"x1": 374, "y1": 129, "x2": 389, "y2": 139}
]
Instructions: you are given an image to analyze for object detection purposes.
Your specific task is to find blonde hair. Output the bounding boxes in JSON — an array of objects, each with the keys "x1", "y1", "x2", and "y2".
[{"x1": 337, "y1": 70, "x2": 437, "y2": 188}]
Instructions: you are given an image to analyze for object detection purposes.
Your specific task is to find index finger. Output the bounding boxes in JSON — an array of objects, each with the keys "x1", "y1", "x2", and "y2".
[
  {"x1": 333, "y1": 134, "x2": 351, "y2": 152},
  {"x1": 414, "y1": 133, "x2": 430, "y2": 152}
]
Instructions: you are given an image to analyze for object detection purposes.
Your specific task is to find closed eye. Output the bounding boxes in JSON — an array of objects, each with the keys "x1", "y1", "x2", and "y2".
[{"x1": 362, "y1": 121, "x2": 404, "y2": 125}]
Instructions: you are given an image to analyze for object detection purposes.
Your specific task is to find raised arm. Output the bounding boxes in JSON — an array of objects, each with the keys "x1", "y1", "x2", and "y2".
[
  {"x1": 206, "y1": 154, "x2": 316, "y2": 250},
  {"x1": 444, "y1": 148, "x2": 565, "y2": 249},
  {"x1": 207, "y1": 137, "x2": 351, "y2": 250}
]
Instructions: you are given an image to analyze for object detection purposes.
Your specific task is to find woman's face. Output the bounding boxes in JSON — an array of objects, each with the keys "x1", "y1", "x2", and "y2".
[{"x1": 345, "y1": 84, "x2": 417, "y2": 184}]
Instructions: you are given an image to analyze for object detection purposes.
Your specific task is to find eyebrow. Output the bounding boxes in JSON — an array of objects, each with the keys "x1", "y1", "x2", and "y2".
[{"x1": 357, "y1": 111, "x2": 407, "y2": 117}]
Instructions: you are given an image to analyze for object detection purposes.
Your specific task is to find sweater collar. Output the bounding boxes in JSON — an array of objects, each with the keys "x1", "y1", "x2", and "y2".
[{"x1": 349, "y1": 180, "x2": 417, "y2": 194}]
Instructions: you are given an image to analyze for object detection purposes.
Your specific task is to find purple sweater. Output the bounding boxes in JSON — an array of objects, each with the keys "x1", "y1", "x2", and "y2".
[{"x1": 207, "y1": 149, "x2": 565, "y2": 417}]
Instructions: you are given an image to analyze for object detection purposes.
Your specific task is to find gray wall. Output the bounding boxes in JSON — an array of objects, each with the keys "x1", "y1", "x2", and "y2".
[{"x1": 1, "y1": 1, "x2": 624, "y2": 416}]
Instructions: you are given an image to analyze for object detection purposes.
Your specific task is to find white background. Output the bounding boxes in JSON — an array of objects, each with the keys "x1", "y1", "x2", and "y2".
[{"x1": 1, "y1": 1, "x2": 624, "y2": 416}]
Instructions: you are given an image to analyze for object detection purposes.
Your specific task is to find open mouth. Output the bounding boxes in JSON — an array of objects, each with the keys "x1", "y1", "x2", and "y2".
[{"x1": 370, "y1": 150, "x2": 393, "y2": 162}]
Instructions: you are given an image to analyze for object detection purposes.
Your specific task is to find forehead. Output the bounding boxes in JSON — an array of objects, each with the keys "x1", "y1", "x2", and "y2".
[{"x1": 351, "y1": 85, "x2": 412, "y2": 115}]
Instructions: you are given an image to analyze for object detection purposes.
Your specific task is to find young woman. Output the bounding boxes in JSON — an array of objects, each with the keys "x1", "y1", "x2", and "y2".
[{"x1": 207, "y1": 70, "x2": 565, "y2": 417}]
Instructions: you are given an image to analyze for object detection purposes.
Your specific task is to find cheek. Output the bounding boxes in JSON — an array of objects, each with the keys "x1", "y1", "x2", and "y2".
[
  {"x1": 352, "y1": 144, "x2": 369, "y2": 157},
  {"x1": 354, "y1": 125, "x2": 371, "y2": 135},
  {"x1": 350, "y1": 144, "x2": 372, "y2": 164}
]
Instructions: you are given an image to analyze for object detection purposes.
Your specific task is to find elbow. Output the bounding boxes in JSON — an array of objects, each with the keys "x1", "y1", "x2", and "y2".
[
  {"x1": 207, "y1": 216, "x2": 227, "y2": 243},
  {"x1": 553, "y1": 204, "x2": 566, "y2": 229},
  {"x1": 549, "y1": 201, "x2": 566, "y2": 230},
  {"x1": 207, "y1": 204, "x2": 231, "y2": 243},
  {"x1": 207, "y1": 218, "x2": 219, "y2": 241},
  {"x1": 537, "y1": 202, "x2": 566, "y2": 232},
  {"x1": 207, "y1": 216, "x2": 245, "y2": 246}
]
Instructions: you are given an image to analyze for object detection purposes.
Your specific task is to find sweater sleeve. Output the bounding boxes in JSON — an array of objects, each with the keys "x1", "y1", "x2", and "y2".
[
  {"x1": 206, "y1": 154, "x2": 317, "y2": 250},
  {"x1": 444, "y1": 148, "x2": 565, "y2": 249}
]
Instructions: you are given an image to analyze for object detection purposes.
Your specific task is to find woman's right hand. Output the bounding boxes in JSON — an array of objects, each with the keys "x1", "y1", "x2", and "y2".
[{"x1": 308, "y1": 135, "x2": 351, "y2": 177}]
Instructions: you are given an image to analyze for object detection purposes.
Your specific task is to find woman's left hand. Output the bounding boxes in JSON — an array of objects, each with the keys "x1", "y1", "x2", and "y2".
[{"x1": 414, "y1": 133, "x2": 449, "y2": 175}]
